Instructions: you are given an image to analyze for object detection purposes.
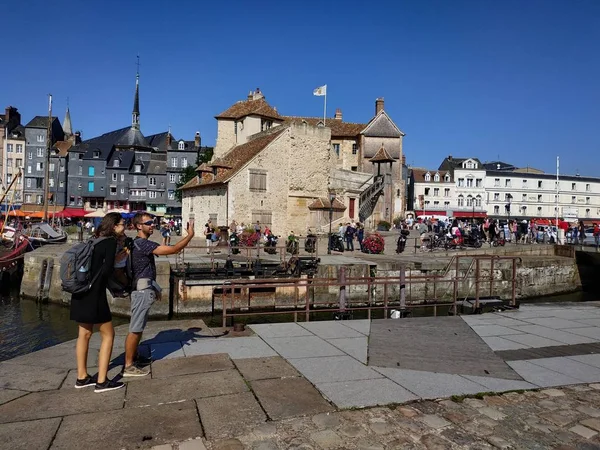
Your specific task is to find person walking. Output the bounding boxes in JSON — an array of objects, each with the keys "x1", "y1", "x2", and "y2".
[
  {"x1": 593, "y1": 223, "x2": 600, "y2": 248},
  {"x1": 70, "y1": 212, "x2": 126, "y2": 393},
  {"x1": 122, "y1": 213, "x2": 196, "y2": 377},
  {"x1": 357, "y1": 223, "x2": 364, "y2": 252},
  {"x1": 344, "y1": 222, "x2": 355, "y2": 251},
  {"x1": 204, "y1": 220, "x2": 215, "y2": 254}
]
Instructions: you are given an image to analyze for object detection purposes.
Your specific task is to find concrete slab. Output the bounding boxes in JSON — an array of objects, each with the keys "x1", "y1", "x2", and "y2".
[
  {"x1": 0, "y1": 417, "x2": 61, "y2": 450},
  {"x1": 501, "y1": 334, "x2": 565, "y2": 348},
  {"x1": 566, "y1": 327, "x2": 600, "y2": 340},
  {"x1": 551, "y1": 310, "x2": 600, "y2": 321},
  {"x1": 183, "y1": 337, "x2": 277, "y2": 360},
  {"x1": 152, "y1": 354, "x2": 234, "y2": 379},
  {"x1": 262, "y1": 336, "x2": 344, "y2": 359},
  {"x1": 572, "y1": 318, "x2": 600, "y2": 327},
  {"x1": 461, "y1": 375, "x2": 537, "y2": 392},
  {"x1": 4, "y1": 344, "x2": 98, "y2": 370},
  {"x1": 316, "y1": 378, "x2": 418, "y2": 408},
  {"x1": 0, "y1": 362, "x2": 68, "y2": 392},
  {"x1": 196, "y1": 392, "x2": 266, "y2": 440},
  {"x1": 326, "y1": 337, "x2": 368, "y2": 363},
  {"x1": 0, "y1": 384, "x2": 125, "y2": 424},
  {"x1": 125, "y1": 369, "x2": 247, "y2": 408},
  {"x1": 0, "y1": 388, "x2": 28, "y2": 406},
  {"x1": 506, "y1": 360, "x2": 583, "y2": 387},
  {"x1": 523, "y1": 317, "x2": 591, "y2": 329},
  {"x1": 469, "y1": 325, "x2": 525, "y2": 337},
  {"x1": 61, "y1": 366, "x2": 149, "y2": 389},
  {"x1": 527, "y1": 357, "x2": 600, "y2": 383},
  {"x1": 299, "y1": 321, "x2": 365, "y2": 339},
  {"x1": 506, "y1": 325, "x2": 597, "y2": 345},
  {"x1": 373, "y1": 367, "x2": 490, "y2": 399},
  {"x1": 251, "y1": 377, "x2": 334, "y2": 420},
  {"x1": 140, "y1": 327, "x2": 212, "y2": 345},
  {"x1": 249, "y1": 323, "x2": 313, "y2": 338},
  {"x1": 480, "y1": 336, "x2": 531, "y2": 351},
  {"x1": 150, "y1": 341, "x2": 185, "y2": 360},
  {"x1": 51, "y1": 400, "x2": 203, "y2": 450},
  {"x1": 339, "y1": 319, "x2": 371, "y2": 336},
  {"x1": 288, "y1": 355, "x2": 383, "y2": 384},
  {"x1": 568, "y1": 354, "x2": 600, "y2": 369},
  {"x1": 460, "y1": 316, "x2": 528, "y2": 328},
  {"x1": 233, "y1": 356, "x2": 299, "y2": 381}
]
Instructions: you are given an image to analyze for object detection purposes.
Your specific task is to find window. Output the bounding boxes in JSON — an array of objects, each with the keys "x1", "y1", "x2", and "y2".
[
  {"x1": 466, "y1": 195, "x2": 473, "y2": 207},
  {"x1": 27, "y1": 152, "x2": 32, "y2": 160},
  {"x1": 78, "y1": 153, "x2": 83, "y2": 160},
  {"x1": 149, "y1": 191, "x2": 157, "y2": 199},
  {"x1": 88, "y1": 166, "x2": 95, "y2": 176},
  {"x1": 351, "y1": 166, "x2": 357, "y2": 172},
  {"x1": 425, "y1": 173, "x2": 431, "y2": 182},
  {"x1": 261, "y1": 119, "x2": 272, "y2": 131},
  {"x1": 49, "y1": 178, "x2": 54, "y2": 188},
  {"x1": 458, "y1": 178, "x2": 465, "y2": 187},
  {"x1": 521, "y1": 193, "x2": 526, "y2": 201},
  {"x1": 16, "y1": 144, "x2": 22, "y2": 153},
  {"x1": 586, "y1": 209, "x2": 591, "y2": 218},
  {"x1": 457, "y1": 195, "x2": 464, "y2": 207},
  {"x1": 169, "y1": 174, "x2": 176, "y2": 183},
  {"x1": 505, "y1": 179, "x2": 511, "y2": 187},
  {"x1": 586, "y1": 184, "x2": 591, "y2": 192},
  {"x1": 78, "y1": 183, "x2": 82, "y2": 190},
  {"x1": 475, "y1": 178, "x2": 482, "y2": 187},
  {"x1": 77, "y1": 197, "x2": 83, "y2": 206},
  {"x1": 572, "y1": 183, "x2": 576, "y2": 191},
  {"x1": 78, "y1": 166, "x2": 82, "y2": 176},
  {"x1": 538, "y1": 195, "x2": 542, "y2": 203},
  {"x1": 444, "y1": 174, "x2": 450, "y2": 182},
  {"x1": 434, "y1": 173, "x2": 440, "y2": 182},
  {"x1": 36, "y1": 179, "x2": 43, "y2": 189},
  {"x1": 36, "y1": 135, "x2": 44, "y2": 142},
  {"x1": 178, "y1": 141, "x2": 185, "y2": 150},
  {"x1": 149, "y1": 177, "x2": 156, "y2": 186},
  {"x1": 88, "y1": 181, "x2": 94, "y2": 192},
  {"x1": 424, "y1": 200, "x2": 430, "y2": 207},
  {"x1": 171, "y1": 157, "x2": 177, "y2": 168},
  {"x1": 522, "y1": 179, "x2": 527, "y2": 188},
  {"x1": 120, "y1": 188, "x2": 124, "y2": 194},
  {"x1": 37, "y1": 148, "x2": 44, "y2": 157},
  {"x1": 133, "y1": 175, "x2": 138, "y2": 184},
  {"x1": 112, "y1": 173, "x2": 117, "y2": 182},
  {"x1": 69, "y1": 195, "x2": 75, "y2": 205},
  {"x1": 444, "y1": 201, "x2": 450, "y2": 207},
  {"x1": 494, "y1": 205, "x2": 500, "y2": 214},
  {"x1": 332, "y1": 143, "x2": 340, "y2": 156},
  {"x1": 134, "y1": 164, "x2": 142, "y2": 173},
  {"x1": 92, "y1": 151, "x2": 100, "y2": 158},
  {"x1": 16, "y1": 158, "x2": 22, "y2": 168},
  {"x1": 110, "y1": 187, "x2": 116, "y2": 195},
  {"x1": 572, "y1": 196, "x2": 576, "y2": 204},
  {"x1": 25, "y1": 194, "x2": 31, "y2": 203},
  {"x1": 168, "y1": 191, "x2": 175, "y2": 200},
  {"x1": 494, "y1": 193, "x2": 500, "y2": 201},
  {"x1": 36, "y1": 195, "x2": 42, "y2": 204},
  {"x1": 60, "y1": 164, "x2": 64, "y2": 172},
  {"x1": 26, "y1": 178, "x2": 31, "y2": 188},
  {"x1": 352, "y1": 144, "x2": 358, "y2": 155},
  {"x1": 466, "y1": 178, "x2": 473, "y2": 187},
  {"x1": 181, "y1": 157, "x2": 188, "y2": 167},
  {"x1": 249, "y1": 169, "x2": 267, "y2": 192},
  {"x1": 424, "y1": 188, "x2": 430, "y2": 196},
  {"x1": 7, "y1": 158, "x2": 12, "y2": 168},
  {"x1": 120, "y1": 174, "x2": 125, "y2": 181},
  {"x1": 27, "y1": 165, "x2": 32, "y2": 174},
  {"x1": 59, "y1": 181, "x2": 64, "y2": 188},
  {"x1": 7, "y1": 144, "x2": 13, "y2": 153},
  {"x1": 36, "y1": 162, "x2": 43, "y2": 171},
  {"x1": 475, "y1": 195, "x2": 482, "y2": 207},
  {"x1": 49, "y1": 163, "x2": 55, "y2": 172},
  {"x1": 494, "y1": 178, "x2": 500, "y2": 187},
  {"x1": 444, "y1": 188, "x2": 450, "y2": 197},
  {"x1": 504, "y1": 193, "x2": 511, "y2": 201},
  {"x1": 465, "y1": 161, "x2": 473, "y2": 169},
  {"x1": 433, "y1": 188, "x2": 439, "y2": 197},
  {"x1": 537, "y1": 207, "x2": 542, "y2": 215},
  {"x1": 538, "y1": 180, "x2": 543, "y2": 188},
  {"x1": 586, "y1": 197, "x2": 591, "y2": 205}
]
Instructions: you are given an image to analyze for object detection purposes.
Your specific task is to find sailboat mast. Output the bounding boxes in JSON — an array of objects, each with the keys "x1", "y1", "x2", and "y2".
[{"x1": 43, "y1": 95, "x2": 52, "y2": 222}]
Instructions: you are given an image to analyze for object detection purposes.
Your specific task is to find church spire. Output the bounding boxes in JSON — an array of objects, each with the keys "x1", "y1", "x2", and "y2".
[
  {"x1": 132, "y1": 55, "x2": 140, "y2": 130},
  {"x1": 63, "y1": 101, "x2": 73, "y2": 136}
]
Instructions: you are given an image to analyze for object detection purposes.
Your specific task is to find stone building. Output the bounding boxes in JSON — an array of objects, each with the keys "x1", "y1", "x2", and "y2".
[
  {"x1": 407, "y1": 168, "x2": 454, "y2": 219},
  {"x1": 1, "y1": 107, "x2": 25, "y2": 207},
  {"x1": 181, "y1": 89, "x2": 407, "y2": 233}
]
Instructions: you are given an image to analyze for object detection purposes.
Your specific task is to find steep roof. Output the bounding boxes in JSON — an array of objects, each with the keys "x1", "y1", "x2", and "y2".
[
  {"x1": 81, "y1": 142, "x2": 114, "y2": 160},
  {"x1": 216, "y1": 97, "x2": 283, "y2": 121},
  {"x1": 7, "y1": 125, "x2": 25, "y2": 140},
  {"x1": 482, "y1": 161, "x2": 517, "y2": 171},
  {"x1": 25, "y1": 116, "x2": 59, "y2": 129},
  {"x1": 411, "y1": 168, "x2": 451, "y2": 182},
  {"x1": 107, "y1": 150, "x2": 135, "y2": 170},
  {"x1": 438, "y1": 156, "x2": 483, "y2": 171},
  {"x1": 147, "y1": 159, "x2": 166, "y2": 175},
  {"x1": 181, "y1": 127, "x2": 286, "y2": 190},
  {"x1": 362, "y1": 111, "x2": 405, "y2": 138},
  {"x1": 85, "y1": 126, "x2": 149, "y2": 148},
  {"x1": 369, "y1": 144, "x2": 396, "y2": 163},
  {"x1": 283, "y1": 116, "x2": 365, "y2": 138}
]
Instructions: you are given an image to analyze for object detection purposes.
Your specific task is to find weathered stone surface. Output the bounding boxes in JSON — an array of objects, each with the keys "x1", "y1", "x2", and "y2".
[
  {"x1": 581, "y1": 418, "x2": 600, "y2": 432},
  {"x1": 478, "y1": 407, "x2": 507, "y2": 421},
  {"x1": 0, "y1": 417, "x2": 61, "y2": 450},
  {"x1": 178, "y1": 438, "x2": 209, "y2": 449},
  {"x1": 542, "y1": 388, "x2": 566, "y2": 397},
  {"x1": 125, "y1": 370, "x2": 247, "y2": 407},
  {"x1": 420, "y1": 433, "x2": 453, "y2": 449},
  {"x1": 569, "y1": 424, "x2": 598, "y2": 439},
  {"x1": 0, "y1": 386, "x2": 124, "y2": 423},
  {"x1": 151, "y1": 353, "x2": 233, "y2": 379},
  {"x1": 234, "y1": 356, "x2": 299, "y2": 381},
  {"x1": 0, "y1": 388, "x2": 28, "y2": 405},
  {"x1": 51, "y1": 400, "x2": 202, "y2": 449},
  {"x1": 577, "y1": 405, "x2": 600, "y2": 418},
  {"x1": 309, "y1": 429, "x2": 344, "y2": 449},
  {"x1": 0, "y1": 361, "x2": 68, "y2": 392},
  {"x1": 196, "y1": 392, "x2": 266, "y2": 440},
  {"x1": 311, "y1": 412, "x2": 340, "y2": 429},
  {"x1": 251, "y1": 377, "x2": 334, "y2": 420},
  {"x1": 486, "y1": 435, "x2": 512, "y2": 449},
  {"x1": 419, "y1": 414, "x2": 451, "y2": 430}
]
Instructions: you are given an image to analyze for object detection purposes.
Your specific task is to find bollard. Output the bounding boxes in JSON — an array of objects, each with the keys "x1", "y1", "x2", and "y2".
[{"x1": 334, "y1": 266, "x2": 351, "y2": 320}]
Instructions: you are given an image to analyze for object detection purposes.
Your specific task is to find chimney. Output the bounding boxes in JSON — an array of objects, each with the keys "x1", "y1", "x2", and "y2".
[
  {"x1": 248, "y1": 91, "x2": 253, "y2": 100},
  {"x1": 375, "y1": 98, "x2": 384, "y2": 115},
  {"x1": 194, "y1": 131, "x2": 201, "y2": 148},
  {"x1": 334, "y1": 108, "x2": 343, "y2": 120},
  {"x1": 166, "y1": 132, "x2": 172, "y2": 147},
  {"x1": 448, "y1": 155, "x2": 453, "y2": 161}
]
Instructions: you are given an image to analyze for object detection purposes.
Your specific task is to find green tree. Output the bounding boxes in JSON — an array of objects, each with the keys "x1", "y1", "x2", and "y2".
[
  {"x1": 175, "y1": 165, "x2": 198, "y2": 202},
  {"x1": 197, "y1": 146, "x2": 213, "y2": 165}
]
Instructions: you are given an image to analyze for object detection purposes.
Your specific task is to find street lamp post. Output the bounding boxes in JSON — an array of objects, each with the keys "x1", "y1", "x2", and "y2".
[{"x1": 328, "y1": 192, "x2": 335, "y2": 255}]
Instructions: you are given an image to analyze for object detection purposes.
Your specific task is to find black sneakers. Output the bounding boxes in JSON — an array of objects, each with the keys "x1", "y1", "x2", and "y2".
[
  {"x1": 74, "y1": 374, "x2": 96, "y2": 389},
  {"x1": 94, "y1": 379, "x2": 125, "y2": 393}
]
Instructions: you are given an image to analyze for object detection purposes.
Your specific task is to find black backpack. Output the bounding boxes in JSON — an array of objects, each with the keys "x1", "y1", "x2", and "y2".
[
  {"x1": 60, "y1": 237, "x2": 109, "y2": 294},
  {"x1": 107, "y1": 238, "x2": 141, "y2": 298}
]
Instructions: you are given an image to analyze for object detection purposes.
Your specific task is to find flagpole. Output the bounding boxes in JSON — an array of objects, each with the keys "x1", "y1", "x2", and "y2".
[
  {"x1": 323, "y1": 89, "x2": 327, "y2": 126},
  {"x1": 555, "y1": 156, "x2": 559, "y2": 228}
]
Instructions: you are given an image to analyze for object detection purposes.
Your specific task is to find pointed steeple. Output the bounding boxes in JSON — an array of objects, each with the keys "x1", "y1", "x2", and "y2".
[
  {"x1": 132, "y1": 56, "x2": 140, "y2": 130},
  {"x1": 63, "y1": 103, "x2": 73, "y2": 136}
]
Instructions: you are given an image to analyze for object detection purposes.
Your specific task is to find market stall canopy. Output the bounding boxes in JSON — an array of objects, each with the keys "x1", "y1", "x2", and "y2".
[
  {"x1": 84, "y1": 210, "x2": 106, "y2": 218},
  {"x1": 1, "y1": 209, "x2": 26, "y2": 217},
  {"x1": 55, "y1": 208, "x2": 87, "y2": 218}
]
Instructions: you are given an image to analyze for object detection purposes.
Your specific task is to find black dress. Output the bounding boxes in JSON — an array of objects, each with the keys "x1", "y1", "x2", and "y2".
[{"x1": 70, "y1": 237, "x2": 117, "y2": 324}]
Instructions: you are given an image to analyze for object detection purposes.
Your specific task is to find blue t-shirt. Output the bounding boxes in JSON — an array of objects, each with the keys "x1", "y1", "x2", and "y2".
[{"x1": 131, "y1": 238, "x2": 160, "y2": 281}]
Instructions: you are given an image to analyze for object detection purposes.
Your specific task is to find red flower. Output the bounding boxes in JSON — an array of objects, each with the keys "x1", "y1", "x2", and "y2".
[{"x1": 362, "y1": 232, "x2": 385, "y2": 254}]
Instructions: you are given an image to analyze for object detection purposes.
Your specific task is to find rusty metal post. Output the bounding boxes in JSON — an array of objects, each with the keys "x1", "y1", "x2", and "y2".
[
  {"x1": 489, "y1": 257, "x2": 494, "y2": 297},
  {"x1": 400, "y1": 267, "x2": 406, "y2": 316},
  {"x1": 367, "y1": 276, "x2": 372, "y2": 320},
  {"x1": 222, "y1": 283, "x2": 228, "y2": 327},
  {"x1": 475, "y1": 258, "x2": 480, "y2": 311},
  {"x1": 383, "y1": 281, "x2": 388, "y2": 318},
  {"x1": 511, "y1": 258, "x2": 517, "y2": 306},
  {"x1": 294, "y1": 282, "x2": 299, "y2": 322},
  {"x1": 453, "y1": 256, "x2": 459, "y2": 307},
  {"x1": 338, "y1": 266, "x2": 347, "y2": 314},
  {"x1": 305, "y1": 281, "x2": 310, "y2": 322}
]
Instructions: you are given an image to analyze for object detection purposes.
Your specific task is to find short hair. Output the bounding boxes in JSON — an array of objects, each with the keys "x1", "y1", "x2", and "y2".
[{"x1": 133, "y1": 212, "x2": 153, "y2": 229}]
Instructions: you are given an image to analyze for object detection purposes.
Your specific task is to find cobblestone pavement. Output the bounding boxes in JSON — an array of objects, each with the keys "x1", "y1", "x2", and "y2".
[{"x1": 163, "y1": 385, "x2": 600, "y2": 450}]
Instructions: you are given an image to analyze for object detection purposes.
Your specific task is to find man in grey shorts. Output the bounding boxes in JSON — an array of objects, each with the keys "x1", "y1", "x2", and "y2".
[{"x1": 123, "y1": 213, "x2": 195, "y2": 376}]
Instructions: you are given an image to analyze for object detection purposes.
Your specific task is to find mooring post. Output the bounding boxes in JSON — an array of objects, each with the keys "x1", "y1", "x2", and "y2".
[
  {"x1": 511, "y1": 258, "x2": 517, "y2": 306},
  {"x1": 399, "y1": 266, "x2": 407, "y2": 317},
  {"x1": 475, "y1": 258, "x2": 480, "y2": 311},
  {"x1": 338, "y1": 266, "x2": 347, "y2": 314}
]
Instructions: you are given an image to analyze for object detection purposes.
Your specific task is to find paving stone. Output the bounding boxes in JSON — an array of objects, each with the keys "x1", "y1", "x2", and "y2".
[
  {"x1": 125, "y1": 370, "x2": 247, "y2": 407},
  {"x1": 507, "y1": 360, "x2": 582, "y2": 387},
  {"x1": 289, "y1": 355, "x2": 382, "y2": 383},
  {"x1": 151, "y1": 353, "x2": 233, "y2": 379},
  {"x1": 183, "y1": 337, "x2": 277, "y2": 360},
  {"x1": 309, "y1": 429, "x2": 344, "y2": 449},
  {"x1": 262, "y1": 335, "x2": 344, "y2": 359},
  {"x1": 311, "y1": 412, "x2": 340, "y2": 429},
  {"x1": 316, "y1": 378, "x2": 418, "y2": 408},
  {"x1": 564, "y1": 327, "x2": 600, "y2": 340},
  {"x1": 581, "y1": 418, "x2": 600, "y2": 432},
  {"x1": 529, "y1": 357, "x2": 600, "y2": 383},
  {"x1": 197, "y1": 392, "x2": 266, "y2": 440},
  {"x1": 463, "y1": 398, "x2": 486, "y2": 408},
  {"x1": 538, "y1": 399, "x2": 560, "y2": 410},
  {"x1": 420, "y1": 433, "x2": 453, "y2": 449},
  {"x1": 251, "y1": 422, "x2": 278, "y2": 438},
  {"x1": 483, "y1": 395, "x2": 510, "y2": 407},
  {"x1": 205, "y1": 438, "x2": 244, "y2": 450},
  {"x1": 462, "y1": 374, "x2": 537, "y2": 392},
  {"x1": 541, "y1": 388, "x2": 566, "y2": 397},
  {"x1": 0, "y1": 388, "x2": 28, "y2": 405},
  {"x1": 234, "y1": 356, "x2": 299, "y2": 381},
  {"x1": 0, "y1": 417, "x2": 61, "y2": 450},
  {"x1": 419, "y1": 414, "x2": 451, "y2": 429},
  {"x1": 480, "y1": 336, "x2": 530, "y2": 351},
  {"x1": 339, "y1": 319, "x2": 371, "y2": 336},
  {"x1": 508, "y1": 325, "x2": 597, "y2": 345},
  {"x1": 398, "y1": 406, "x2": 420, "y2": 418},
  {"x1": 590, "y1": 383, "x2": 600, "y2": 390},
  {"x1": 0, "y1": 385, "x2": 124, "y2": 423},
  {"x1": 486, "y1": 436, "x2": 512, "y2": 449},
  {"x1": 300, "y1": 321, "x2": 364, "y2": 339},
  {"x1": 570, "y1": 354, "x2": 600, "y2": 369},
  {"x1": 2, "y1": 342, "x2": 94, "y2": 370},
  {"x1": 501, "y1": 333, "x2": 565, "y2": 348},
  {"x1": 569, "y1": 424, "x2": 598, "y2": 439},
  {"x1": 357, "y1": 441, "x2": 384, "y2": 450},
  {"x1": 150, "y1": 444, "x2": 172, "y2": 450},
  {"x1": 51, "y1": 400, "x2": 202, "y2": 449},
  {"x1": 325, "y1": 337, "x2": 368, "y2": 363},
  {"x1": 539, "y1": 411, "x2": 574, "y2": 427},
  {"x1": 338, "y1": 424, "x2": 367, "y2": 438},
  {"x1": 249, "y1": 323, "x2": 314, "y2": 338},
  {"x1": 178, "y1": 440, "x2": 209, "y2": 450},
  {"x1": 443, "y1": 410, "x2": 470, "y2": 424},
  {"x1": 251, "y1": 440, "x2": 279, "y2": 450},
  {"x1": 578, "y1": 406, "x2": 600, "y2": 418},
  {"x1": 61, "y1": 365, "x2": 148, "y2": 389},
  {"x1": 470, "y1": 325, "x2": 525, "y2": 337},
  {"x1": 477, "y1": 407, "x2": 506, "y2": 421},
  {"x1": 369, "y1": 421, "x2": 395, "y2": 435},
  {"x1": 0, "y1": 362, "x2": 68, "y2": 392}
]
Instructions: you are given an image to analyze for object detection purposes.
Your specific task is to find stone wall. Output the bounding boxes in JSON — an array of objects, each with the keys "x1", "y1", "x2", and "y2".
[
  {"x1": 213, "y1": 120, "x2": 236, "y2": 160},
  {"x1": 183, "y1": 184, "x2": 228, "y2": 235}
]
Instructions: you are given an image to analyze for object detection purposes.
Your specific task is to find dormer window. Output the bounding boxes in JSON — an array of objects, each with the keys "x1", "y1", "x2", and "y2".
[
  {"x1": 134, "y1": 164, "x2": 142, "y2": 173},
  {"x1": 113, "y1": 159, "x2": 120, "y2": 167},
  {"x1": 178, "y1": 141, "x2": 185, "y2": 150},
  {"x1": 424, "y1": 173, "x2": 431, "y2": 182},
  {"x1": 93, "y1": 151, "x2": 100, "y2": 158},
  {"x1": 434, "y1": 173, "x2": 440, "y2": 182},
  {"x1": 444, "y1": 174, "x2": 450, "y2": 182}
]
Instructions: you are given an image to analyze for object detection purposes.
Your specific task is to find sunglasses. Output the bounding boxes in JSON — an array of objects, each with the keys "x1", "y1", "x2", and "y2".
[{"x1": 142, "y1": 220, "x2": 155, "y2": 226}]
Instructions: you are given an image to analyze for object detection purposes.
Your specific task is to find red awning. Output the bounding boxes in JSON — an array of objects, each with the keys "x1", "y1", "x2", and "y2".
[
  {"x1": 56, "y1": 208, "x2": 87, "y2": 218},
  {"x1": 453, "y1": 211, "x2": 487, "y2": 218}
]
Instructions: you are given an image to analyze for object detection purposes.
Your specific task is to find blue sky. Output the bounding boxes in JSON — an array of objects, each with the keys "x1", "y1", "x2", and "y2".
[{"x1": 3, "y1": 0, "x2": 599, "y2": 175}]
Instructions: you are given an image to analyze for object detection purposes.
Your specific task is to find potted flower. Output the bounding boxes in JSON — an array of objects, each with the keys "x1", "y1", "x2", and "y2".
[
  {"x1": 377, "y1": 220, "x2": 392, "y2": 231},
  {"x1": 361, "y1": 232, "x2": 385, "y2": 254}
]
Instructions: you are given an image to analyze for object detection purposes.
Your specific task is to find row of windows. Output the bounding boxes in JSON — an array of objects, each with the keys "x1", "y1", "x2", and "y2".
[
  {"x1": 493, "y1": 178, "x2": 592, "y2": 192},
  {"x1": 424, "y1": 188, "x2": 451, "y2": 197},
  {"x1": 457, "y1": 178, "x2": 483, "y2": 188},
  {"x1": 24, "y1": 148, "x2": 45, "y2": 159},
  {"x1": 424, "y1": 173, "x2": 451, "y2": 182},
  {"x1": 491, "y1": 205, "x2": 597, "y2": 217},
  {"x1": 5, "y1": 144, "x2": 24, "y2": 153},
  {"x1": 331, "y1": 143, "x2": 359, "y2": 157}
]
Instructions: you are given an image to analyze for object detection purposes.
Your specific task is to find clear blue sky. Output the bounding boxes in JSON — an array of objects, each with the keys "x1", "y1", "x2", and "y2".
[{"x1": 4, "y1": 0, "x2": 599, "y2": 176}]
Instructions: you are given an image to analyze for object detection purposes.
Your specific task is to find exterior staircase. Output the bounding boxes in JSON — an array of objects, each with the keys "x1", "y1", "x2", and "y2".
[{"x1": 359, "y1": 175, "x2": 385, "y2": 223}]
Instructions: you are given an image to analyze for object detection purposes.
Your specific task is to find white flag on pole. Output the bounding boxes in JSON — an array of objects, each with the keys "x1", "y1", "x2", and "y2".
[{"x1": 313, "y1": 85, "x2": 327, "y2": 96}]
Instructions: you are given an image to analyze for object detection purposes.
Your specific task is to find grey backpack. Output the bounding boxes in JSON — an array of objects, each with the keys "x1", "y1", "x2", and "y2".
[{"x1": 60, "y1": 237, "x2": 108, "y2": 294}]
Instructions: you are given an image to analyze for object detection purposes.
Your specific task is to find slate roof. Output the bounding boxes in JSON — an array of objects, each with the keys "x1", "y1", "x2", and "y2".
[
  {"x1": 369, "y1": 144, "x2": 396, "y2": 163},
  {"x1": 147, "y1": 160, "x2": 166, "y2": 175},
  {"x1": 181, "y1": 127, "x2": 286, "y2": 190},
  {"x1": 25, "y1": 116, "x2": 59, "y2": 129},
  {"x1": 482, "y1": 161, "x2": 517, "y2": 171},
  {"x1": 107, "y1": 150, "x2": 135, "y2": 170},
  {"x1": 145, "y1": 132, "x2": 170, "y2": 150},
  {"x1": 80, "y1": 142, "x2": 114, "y2": 160},
  {"x1": 307, "y1": 197, "x2": 347, "y2": 211},
  {"x1": 7, "y1": 125, "x2": 25, "y2": 140},
  {"x1": 438, "y1": 157, "x2": 483, "y2": 171},
  {"x1": 362, "y1": 111, "x2": 405, "y2": 138},
  {"x1": 85, "y1": 126, "x2": 150, "y2": 148},
  {"x1": 410, "y1": 168, "x2": 451, "y2": 182},
  {"x1": 216, "y1": 98, "x2": 283, "y2": 120},
  {"x1": 283, "y1": 116, "x2": 365, "y2": 138}
]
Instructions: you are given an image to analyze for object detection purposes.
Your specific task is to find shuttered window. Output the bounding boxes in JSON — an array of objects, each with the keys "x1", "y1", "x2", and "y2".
[
  {"x1": 249, "y1": 169, "x2": 267, "y2": 192},
  {"x1": 251, "y1": 211, "x2": 272, "y2": 230}
]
